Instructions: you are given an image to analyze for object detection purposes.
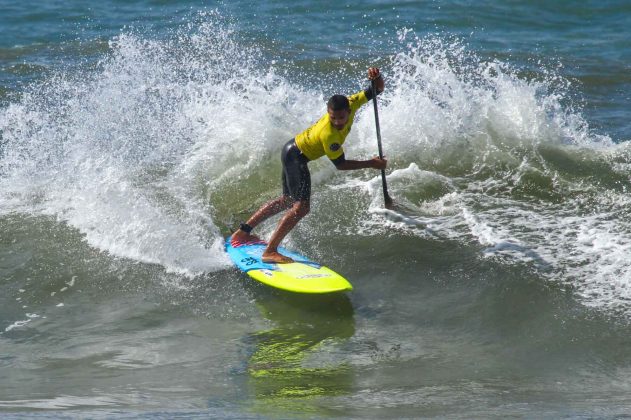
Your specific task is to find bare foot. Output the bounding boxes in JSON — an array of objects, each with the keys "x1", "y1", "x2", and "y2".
[
  {"x1": 262, "y1": 250, "x2": 294, "y2": 264},
  {"x1": 230, "y1": 229, "x2": 261, "y2": 246}
]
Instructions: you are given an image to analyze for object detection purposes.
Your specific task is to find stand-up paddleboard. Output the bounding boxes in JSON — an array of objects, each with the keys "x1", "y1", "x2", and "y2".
[{"x1": 225, "y1": 237, "x2": 352, "y2": 294}]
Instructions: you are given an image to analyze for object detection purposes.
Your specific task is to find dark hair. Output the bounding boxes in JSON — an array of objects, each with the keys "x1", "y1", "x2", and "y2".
[{"x1": 327, "y1": 95, "x2": 350, "y2": 111}]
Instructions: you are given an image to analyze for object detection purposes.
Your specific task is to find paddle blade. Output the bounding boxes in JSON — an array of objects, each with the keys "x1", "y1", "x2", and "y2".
[{"x1": 384, "y1": 193, "x2": 394, "y2": 209}]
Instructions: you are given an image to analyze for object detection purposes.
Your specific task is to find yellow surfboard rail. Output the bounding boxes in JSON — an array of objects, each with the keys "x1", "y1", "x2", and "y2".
[
  {"x1": 247, "y1": 263, "x2": 352, "y2": 294},
  {"x1": 226, "y1": 238, "x2": 352, "y2": 294}
]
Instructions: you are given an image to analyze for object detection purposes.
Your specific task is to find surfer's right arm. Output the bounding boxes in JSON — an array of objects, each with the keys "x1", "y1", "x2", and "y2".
[{"x1": 367, "y1": 67, "x2": 384, "y2": 96}]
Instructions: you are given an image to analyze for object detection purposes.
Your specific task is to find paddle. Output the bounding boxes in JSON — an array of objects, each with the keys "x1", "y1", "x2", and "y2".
[{"x1": 371, "y1": 78, "x2": 394, "y2": 209}]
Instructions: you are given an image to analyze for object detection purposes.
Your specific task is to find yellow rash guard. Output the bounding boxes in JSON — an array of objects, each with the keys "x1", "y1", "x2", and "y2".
[{"x1": 294, "y1": 90, "x2": 370, "y2": 161}]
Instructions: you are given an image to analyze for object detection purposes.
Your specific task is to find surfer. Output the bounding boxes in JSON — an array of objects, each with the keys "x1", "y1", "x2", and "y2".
[{"x1": 231, "y1": 67, "x2": 387, "y2": 263}]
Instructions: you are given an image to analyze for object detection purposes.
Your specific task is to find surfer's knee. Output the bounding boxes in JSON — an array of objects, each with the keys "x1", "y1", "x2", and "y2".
[
  {"x1": 280, "y1": 195, "x2": 294, "y2": 208},
  {"x1": 293, "y1": 200, "x2": 310, "y2": 218}
]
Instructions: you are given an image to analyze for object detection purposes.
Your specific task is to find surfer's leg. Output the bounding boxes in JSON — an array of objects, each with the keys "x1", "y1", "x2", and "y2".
[
  {"x1": 262, "y1": 199, "x2": 310, "y2": 263},
  {"x1": 232, "y1": 140, "x2": 301, "y2": 243},
  {"x1": 231, "y1": 195, "x2": 293, "y2": 242},
  {"x1": 261, "y1": 140, "x2": 311, "y2": 263}
]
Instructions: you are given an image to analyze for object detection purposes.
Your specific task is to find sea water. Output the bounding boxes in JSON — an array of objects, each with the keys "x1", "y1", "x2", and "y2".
[{"x1": 2, "y1": 1, "x2": 631, "y2": 417}]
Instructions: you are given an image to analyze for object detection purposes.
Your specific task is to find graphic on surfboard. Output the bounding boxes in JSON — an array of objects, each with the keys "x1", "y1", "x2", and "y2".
[{"x1": 225, "y1": 237, "x2": 353, "y2": 294}]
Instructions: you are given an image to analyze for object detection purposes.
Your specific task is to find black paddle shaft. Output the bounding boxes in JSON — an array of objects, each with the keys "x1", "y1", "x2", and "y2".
[{"x1": 371, "y1": 79, "x2": 393, "y2": 207}]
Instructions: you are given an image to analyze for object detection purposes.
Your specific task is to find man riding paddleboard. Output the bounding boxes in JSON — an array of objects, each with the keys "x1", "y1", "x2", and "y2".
[{"x1": 231, "y1": 67, "x2": 386, "y2": 263}]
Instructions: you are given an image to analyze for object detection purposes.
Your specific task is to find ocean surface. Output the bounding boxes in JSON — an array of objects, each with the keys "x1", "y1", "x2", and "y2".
[{"x1": 2, "y1": 1, "x2": 631, "y2": 417}]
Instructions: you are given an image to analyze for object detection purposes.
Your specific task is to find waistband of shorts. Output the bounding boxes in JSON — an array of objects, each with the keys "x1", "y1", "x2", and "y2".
[{"x1": 284, "y1": 138, "x2": 309, "y2": 162}]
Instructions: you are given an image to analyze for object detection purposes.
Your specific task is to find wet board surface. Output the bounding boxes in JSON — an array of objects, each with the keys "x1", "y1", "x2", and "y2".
[{"x1": 225, "y1": 237, "x2": 352, "y2": 294}]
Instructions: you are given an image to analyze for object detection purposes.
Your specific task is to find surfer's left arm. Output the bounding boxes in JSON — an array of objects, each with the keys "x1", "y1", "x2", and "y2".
[{"x1": 331, "y1": 155, "x2": 387, "y2": 171}]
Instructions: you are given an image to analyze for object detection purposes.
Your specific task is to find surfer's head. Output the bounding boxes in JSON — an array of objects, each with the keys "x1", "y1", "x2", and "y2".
[{"x1": 327, "y1": 95, "x2": 350, "y2": 130}]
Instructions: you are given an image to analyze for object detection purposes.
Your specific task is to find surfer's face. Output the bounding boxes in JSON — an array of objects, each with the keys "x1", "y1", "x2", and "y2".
[{"x1": 328, "y1": 108, "x2": 350, "y2": 130}]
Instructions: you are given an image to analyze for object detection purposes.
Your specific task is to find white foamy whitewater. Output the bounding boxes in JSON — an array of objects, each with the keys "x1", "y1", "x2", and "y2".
[{"x1": 2, "y1": 17, "x2": 631, "y2": 315}]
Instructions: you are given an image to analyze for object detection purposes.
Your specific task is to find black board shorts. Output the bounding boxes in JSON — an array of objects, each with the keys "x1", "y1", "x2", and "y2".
[{"x1": 281, "y1": 139, "x2": 310, "y2": 201}]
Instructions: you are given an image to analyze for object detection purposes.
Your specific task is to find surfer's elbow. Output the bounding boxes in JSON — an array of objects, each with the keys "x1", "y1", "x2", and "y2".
[{"x1": 331, "y1": 154, "x2": 347, "y2": 170}]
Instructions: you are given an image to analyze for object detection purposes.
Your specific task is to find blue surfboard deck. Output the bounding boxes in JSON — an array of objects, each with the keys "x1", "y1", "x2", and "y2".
[{"x1": 225, "y1": 237, "x2": 353, "y2": 294}]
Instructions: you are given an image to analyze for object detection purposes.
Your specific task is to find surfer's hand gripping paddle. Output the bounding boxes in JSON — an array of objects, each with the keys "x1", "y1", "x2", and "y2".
[{"x1": 370, "y1": 74, "x2": 394, "y2": 209}]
